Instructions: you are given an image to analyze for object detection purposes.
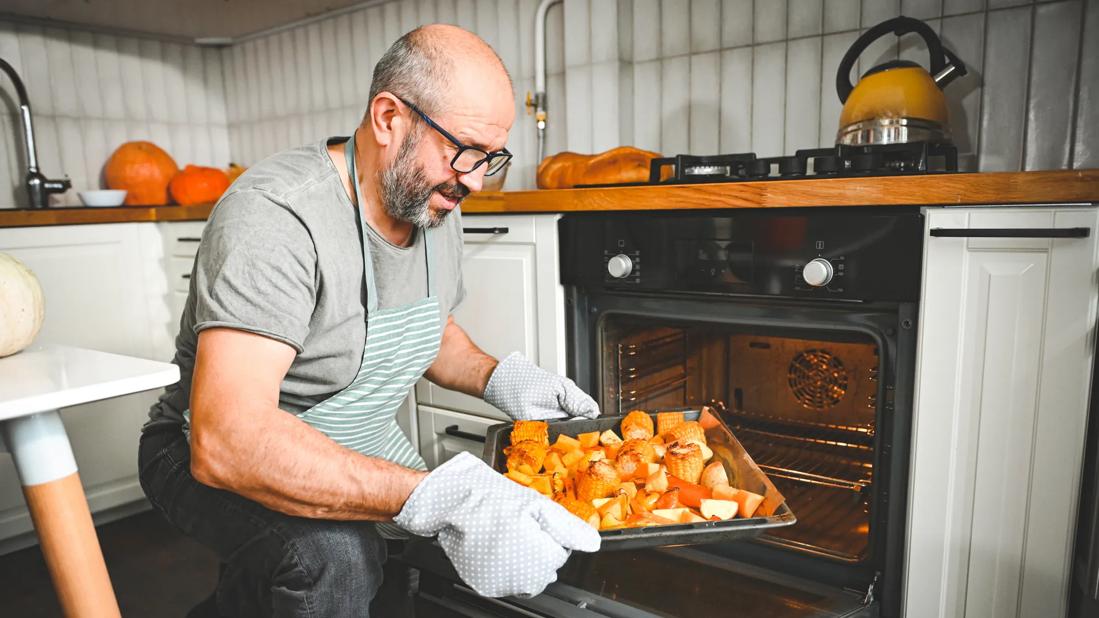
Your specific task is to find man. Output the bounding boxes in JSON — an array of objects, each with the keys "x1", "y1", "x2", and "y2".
[{"x1": 139, "y1": 24, "x2": 600, "y2": 617}]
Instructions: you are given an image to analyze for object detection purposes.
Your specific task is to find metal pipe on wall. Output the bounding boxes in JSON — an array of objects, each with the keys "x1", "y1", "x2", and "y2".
[{"x1": 531, "y1": 0, "x2": 562, "y2": 163}]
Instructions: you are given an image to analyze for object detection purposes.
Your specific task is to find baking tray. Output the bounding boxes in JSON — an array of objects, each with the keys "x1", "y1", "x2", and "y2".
[{"x1": 482, "y1": 407, "x2": 797, "y2": 551}]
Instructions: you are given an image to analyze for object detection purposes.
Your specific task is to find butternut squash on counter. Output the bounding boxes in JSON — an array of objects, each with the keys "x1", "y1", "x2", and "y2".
[{"x1": 502, "y1": 413, "x2": 764, "y2": 530}]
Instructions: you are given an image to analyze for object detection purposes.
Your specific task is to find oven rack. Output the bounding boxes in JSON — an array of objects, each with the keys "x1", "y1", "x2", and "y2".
[
  {"x1": 735, "y1": 427, "x2": 873, "y2": 491},
  {"x1": 758, "y1": 479, "x2": 871, "y2": 563},
  {"x1": 720, "y1": 406, "x2": 877, "y2": 441}
]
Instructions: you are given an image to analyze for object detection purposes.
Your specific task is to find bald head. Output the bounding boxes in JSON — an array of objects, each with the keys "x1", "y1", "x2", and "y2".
[{"x1": 368, "y1": 24, "x2": 512, "y2": 118}]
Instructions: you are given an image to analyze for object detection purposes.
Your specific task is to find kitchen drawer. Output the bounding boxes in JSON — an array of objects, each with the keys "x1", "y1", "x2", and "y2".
[
  {"x1": 461, "y1": 214, "x2": 535, "y2": 244},
  {"x1": 417, "y1": 405, "x2": 501, "y2": 469},
  {"x1": 166, "y1": 256, "x2": 195, "y2": 293},
  {"x1": 165, "y1": 221, "x2": 206, "y2": 258}
]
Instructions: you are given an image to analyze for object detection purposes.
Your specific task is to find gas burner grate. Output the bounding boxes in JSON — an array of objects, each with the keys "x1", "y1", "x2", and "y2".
[{"x1": 641, "y1": 141, "x2": 959, "y2": 185}]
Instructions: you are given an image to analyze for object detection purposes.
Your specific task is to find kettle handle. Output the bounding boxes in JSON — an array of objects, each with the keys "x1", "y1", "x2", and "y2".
[{"x1": 836, "y1": 16, "x2": 947, "y2": 103}]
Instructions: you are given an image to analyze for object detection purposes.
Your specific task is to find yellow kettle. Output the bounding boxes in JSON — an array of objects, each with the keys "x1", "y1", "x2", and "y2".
[{"x1": 836, "y1": 16, "x2": 966, "y2": 146}]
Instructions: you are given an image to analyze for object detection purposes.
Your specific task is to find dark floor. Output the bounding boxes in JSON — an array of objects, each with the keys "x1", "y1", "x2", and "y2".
[{"x1": 0, "y1": 509, "x2": 218, "y2": 617}]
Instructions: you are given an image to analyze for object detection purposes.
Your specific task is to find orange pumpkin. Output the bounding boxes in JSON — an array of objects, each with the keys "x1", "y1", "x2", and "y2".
[
  {"x1": 169, "y1": 165, "x2": 232, "y2": 205},
  {"x1": 104, "y1": 141, "x2": 179, "y2": 205},
  {"x1": 226, "y1": 163, "x2": 246, "y2": 184}
]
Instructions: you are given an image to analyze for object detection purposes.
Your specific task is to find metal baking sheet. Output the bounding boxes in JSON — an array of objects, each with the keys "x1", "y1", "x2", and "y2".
[{"x1": 482, "y1": 407, "x2": 797, "y2": 551}]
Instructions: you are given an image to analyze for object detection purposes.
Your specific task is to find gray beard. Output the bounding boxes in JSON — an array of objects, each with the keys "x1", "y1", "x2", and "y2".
[{"x1": 379, "y1": 132, "x2": 468, "y2": 229}]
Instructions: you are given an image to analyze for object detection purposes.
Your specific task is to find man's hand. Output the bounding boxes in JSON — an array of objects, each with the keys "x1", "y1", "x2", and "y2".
[
  {"x1": 394, "y1": 452, "x2": 600, "y2": 597},
  {"x1": 483, "y1": 352, "x2": 600, "y2": 421}
]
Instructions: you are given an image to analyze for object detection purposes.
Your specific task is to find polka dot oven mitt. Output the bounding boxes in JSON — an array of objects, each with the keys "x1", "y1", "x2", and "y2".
[
  {"x1": 484, "y1": 352, "x2": 600, "y2": 421},
  {"x1": 394, "y1": 452, "x2": 601, "y2": 598}
]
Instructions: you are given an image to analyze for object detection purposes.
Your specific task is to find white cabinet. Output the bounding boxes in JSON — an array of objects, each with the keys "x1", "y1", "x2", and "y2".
[
  {"x1": 158, "y1": 220, "x2": 205, "y2": 352},
  {"x1": 0, "y1": 223, "x2": 173, "y2": 545},
  {"x1": 904, "y1": 206, "x2": 1099, "y2": 618},
  {"x1": 417, "y1": 404, "x2": 501, "y2": 469},
  {"x1": 415, "y1": 214, "x2": 567, "y2": 421}
]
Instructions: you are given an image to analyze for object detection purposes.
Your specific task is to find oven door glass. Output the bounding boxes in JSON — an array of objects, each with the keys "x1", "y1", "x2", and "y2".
[{"x1": 598, "y1": 314, "x2": 878, "y2": 564}]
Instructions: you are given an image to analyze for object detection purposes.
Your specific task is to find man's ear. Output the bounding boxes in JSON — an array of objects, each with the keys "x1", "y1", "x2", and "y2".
[{"x1": 369, "y1": 93, "x2": 404, "y2": 148}]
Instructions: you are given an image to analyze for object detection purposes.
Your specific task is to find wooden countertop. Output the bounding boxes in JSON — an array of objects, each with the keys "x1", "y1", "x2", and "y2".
[
  {"x1": 0, "y1": 203, "x2": 216, "y2": 228},
  {"x1": 461, "y1": 169, "x2": 1099, "y2": 213},
  {"x1": 2, "y1": 170, "x2": 1096, "y2": 228}
]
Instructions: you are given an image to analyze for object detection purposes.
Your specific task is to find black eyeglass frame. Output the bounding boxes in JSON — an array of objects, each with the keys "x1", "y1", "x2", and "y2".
[{"x1": 397, "y1": 97, "x2": 512, "y2": 177}]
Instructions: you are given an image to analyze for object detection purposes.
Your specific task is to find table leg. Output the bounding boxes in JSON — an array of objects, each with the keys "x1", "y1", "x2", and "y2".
[{"x1": 0, "y1": 410, "x2": 121, "y2": 618}]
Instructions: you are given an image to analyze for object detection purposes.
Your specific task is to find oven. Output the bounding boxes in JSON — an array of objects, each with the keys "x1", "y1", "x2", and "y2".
[{"x1": 399, "y1": 207, "x2": 923, "y2": 617}]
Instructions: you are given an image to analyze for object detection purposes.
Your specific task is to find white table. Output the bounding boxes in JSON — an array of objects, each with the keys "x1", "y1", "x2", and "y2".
[{"x1": 0, "y1": 344, "x2": 179, "y2": 618}]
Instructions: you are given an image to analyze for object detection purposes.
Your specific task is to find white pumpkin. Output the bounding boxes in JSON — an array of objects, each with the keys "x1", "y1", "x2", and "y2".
[{"x1": 0, "y1": 252, "x2": 45, "y2": 357}]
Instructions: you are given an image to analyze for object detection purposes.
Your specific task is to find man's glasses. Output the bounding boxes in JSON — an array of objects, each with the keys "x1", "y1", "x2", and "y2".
[{"x1": 398, "y1": 97, "x2": 512, "y2": 176}]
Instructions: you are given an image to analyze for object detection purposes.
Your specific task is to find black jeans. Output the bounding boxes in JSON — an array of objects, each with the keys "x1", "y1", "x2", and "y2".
[{"x1": 138, "y1": 425, "x2": 400, "y2": 617}]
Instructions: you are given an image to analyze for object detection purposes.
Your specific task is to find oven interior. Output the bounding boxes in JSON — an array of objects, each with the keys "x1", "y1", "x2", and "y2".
[{"x1": 600, "y1": 315, "x2": 880, "y2": 565}]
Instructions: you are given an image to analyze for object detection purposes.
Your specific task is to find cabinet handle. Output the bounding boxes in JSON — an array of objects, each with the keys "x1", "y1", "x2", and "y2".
[
  {"x1": 181, "y1": 274, "x2": 191, "y2": 280},
  {"x1": 177, "y1": 237, "x2": 202, "y2": 242},
  {"x1": 929, "y1": 227, "x2": 1090, "y2": 238},
  {"x1": 444, "y1": 425, "x2": 486, "y2": 443},
  {"x1": 462, "y1": 226, "x2": 509, "y2": 235}
]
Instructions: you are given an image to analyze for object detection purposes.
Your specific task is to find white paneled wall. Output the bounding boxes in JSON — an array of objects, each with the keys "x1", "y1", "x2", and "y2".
[
  {"x1": 604, "y1": 0, "x2": 1098, "y2": 169},
  {"x1": 2, "y1": 0, "x2": 1098, "y2": 203},
  {"x1": 227, "y1": 0, "x2": 549, "y2": 191},
  {"x1": 0, "y1": 23, "x2": 229, "y2": 208},
  {"x1": 230, "y1": 0, "x2": 1090, "y2": 181}
]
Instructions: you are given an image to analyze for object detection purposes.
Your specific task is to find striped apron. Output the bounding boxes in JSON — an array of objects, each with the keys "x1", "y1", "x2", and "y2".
[{"x1": 294, "y1": 134, "x2": 437, "y2": 475}]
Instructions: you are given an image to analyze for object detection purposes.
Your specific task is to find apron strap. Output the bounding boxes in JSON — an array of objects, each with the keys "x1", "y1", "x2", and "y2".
[{"x1": 343, "y1": 134, "x2": 435, "y2": 312}]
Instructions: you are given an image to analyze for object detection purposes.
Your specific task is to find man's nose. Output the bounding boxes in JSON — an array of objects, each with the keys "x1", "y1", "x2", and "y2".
[{"x1": 457, "y1": 165, "x2": 486, "y2": 193}]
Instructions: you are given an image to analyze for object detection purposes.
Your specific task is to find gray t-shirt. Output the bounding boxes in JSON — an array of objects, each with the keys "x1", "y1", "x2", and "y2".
[{"x1": 145, "y1": 139, "x2": 465, "y2": 429}]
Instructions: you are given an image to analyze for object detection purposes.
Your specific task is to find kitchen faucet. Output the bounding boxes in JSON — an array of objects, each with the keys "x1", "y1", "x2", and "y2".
[{"x1": 0, "y1": 57, "x2": 70, "y2": 208}]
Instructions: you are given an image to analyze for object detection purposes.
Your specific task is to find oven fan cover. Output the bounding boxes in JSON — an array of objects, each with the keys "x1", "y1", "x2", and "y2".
[{"x1": 788, "y1": 349, "x2": 850, "y2": 411}]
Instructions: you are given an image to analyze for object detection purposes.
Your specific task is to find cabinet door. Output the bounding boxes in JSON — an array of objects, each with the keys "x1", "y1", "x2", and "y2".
[
  {"x1": 904, "y1": 207, "x2": 1099, "y2": 618},
  {"x1": 0, "y1": 223, "x2": 167, "y2": 542},
  {"x1": 417, "y1": 405, "x2": 499, "y2": 470},
  {"x1": 159, "y1": 221, "x2": 205, "y2": 352},
  {"x1": 416, "y1": 214, "x2": 565, "y2": 419}
]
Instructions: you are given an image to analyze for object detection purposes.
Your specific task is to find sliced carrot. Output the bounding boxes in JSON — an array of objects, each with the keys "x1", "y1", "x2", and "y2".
[{"x1": 666, "y1": 474, "x2": 712, "y2": 508}]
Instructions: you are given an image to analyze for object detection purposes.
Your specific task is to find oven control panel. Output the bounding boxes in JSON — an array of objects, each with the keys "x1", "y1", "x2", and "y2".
[
  {"x1": 604, "y1": 250, "x2": 641, "y2": 283},
  {"x1": 560, "y1": 209, "x2": 924, "y2": 302},
  {"x1": 794, "y1": 255, "x2": 847, "y2": 293}
]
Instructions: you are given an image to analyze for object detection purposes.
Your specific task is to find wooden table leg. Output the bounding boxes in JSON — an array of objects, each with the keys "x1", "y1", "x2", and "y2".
[{"x1": 1, "y1": 411, "x2": 121, "y2": 618}]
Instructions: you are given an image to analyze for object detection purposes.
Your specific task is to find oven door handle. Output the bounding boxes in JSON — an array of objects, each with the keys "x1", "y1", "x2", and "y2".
[
  {"x1": 462, "y1": 226, "x2": 509, "y2": 235},
  {"x1": 444, "y1": 425, "x2": 486, "y2": 443},
  {"x1": 929, "y1": 227, "x2": 1090, "y2": 238}
]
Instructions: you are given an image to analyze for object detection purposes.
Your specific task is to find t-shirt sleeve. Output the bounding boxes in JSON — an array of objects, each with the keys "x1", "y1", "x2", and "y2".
[{"x1": 191, "y1": 190, "x2": 317, "y2": 352}]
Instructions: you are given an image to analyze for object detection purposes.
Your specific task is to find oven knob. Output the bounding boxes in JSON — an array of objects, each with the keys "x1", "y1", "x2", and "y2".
[
  {"x1": 802, "y1": 258, "x2": 834, "y2": 287},
  {"x1": 607, "y1": 254, "x2": 634, "y2": 279}
]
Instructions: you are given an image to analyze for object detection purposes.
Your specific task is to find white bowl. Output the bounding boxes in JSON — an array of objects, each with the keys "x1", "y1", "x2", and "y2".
[{"x1": 79, "y1": 190, "x2": 127, "y2": 207}]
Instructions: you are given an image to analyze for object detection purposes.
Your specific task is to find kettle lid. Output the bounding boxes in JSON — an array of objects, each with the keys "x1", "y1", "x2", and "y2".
[{"x1": 862, "y1": 59, "x2": 923, "y2": 79}]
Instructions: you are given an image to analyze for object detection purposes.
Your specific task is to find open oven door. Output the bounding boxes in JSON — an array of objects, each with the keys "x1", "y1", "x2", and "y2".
[{"x1": 397, "y1": 540, "x2": 878, "y2": 618}]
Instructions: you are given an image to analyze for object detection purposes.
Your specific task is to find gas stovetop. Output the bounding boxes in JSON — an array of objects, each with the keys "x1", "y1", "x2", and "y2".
[{"x1": 582, "y1": 141, "x2": 959, "y2": 188}]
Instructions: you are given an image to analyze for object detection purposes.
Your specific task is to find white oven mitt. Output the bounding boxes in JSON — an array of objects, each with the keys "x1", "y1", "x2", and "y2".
[
  {"x1": 393, "y1": 451, "x2": 601, "y2": 598},
  {"x1": 483, "y1": 352, "x2": 600, "y2": 421}
]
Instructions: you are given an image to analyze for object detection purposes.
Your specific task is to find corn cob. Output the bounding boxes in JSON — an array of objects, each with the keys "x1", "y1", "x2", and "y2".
[
  {"x1": 554, "y1": 495, "x2": 600, "y2": 528},
  {"x1": 621, "y1": 410, "x2": 655, "y2": 440},
  {"x1": 666, "y1": 420, "x2": 706, "y2": 446},
  {"x1": 656, "y1": 411, "x2": 686, "y2": 438},
  {"x1": 510, "y1": 420, "x2": 549, "y2": 445},
  {"x1": 664, "y1": 440, "x2": 704, "y2": 484},
  {"x1": 618, "y1": 439, "x2": 657, "y2": 463},
  {"x1": 576, "y1": 460, "x2": 620, "y2": 502},
  {"x1": 506, "y1": 440, "x2": 549, "y2": 475}
]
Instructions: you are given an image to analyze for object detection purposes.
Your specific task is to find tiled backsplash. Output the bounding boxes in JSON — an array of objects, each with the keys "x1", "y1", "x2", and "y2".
[
  {"x1": 1, "y1": 0, "x2": 1096, "y2": 202},
  {"x1": 0, "y1": 23, "x2": 229, "y2": 207}
]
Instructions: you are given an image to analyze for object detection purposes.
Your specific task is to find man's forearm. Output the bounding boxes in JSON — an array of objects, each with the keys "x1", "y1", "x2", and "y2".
[
  {"x1": 192, "y1": 402, "x2": 427, "y2": 521},
  {"x1": 424, "y1": 316, "x2": 498, "y2": 397}
]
